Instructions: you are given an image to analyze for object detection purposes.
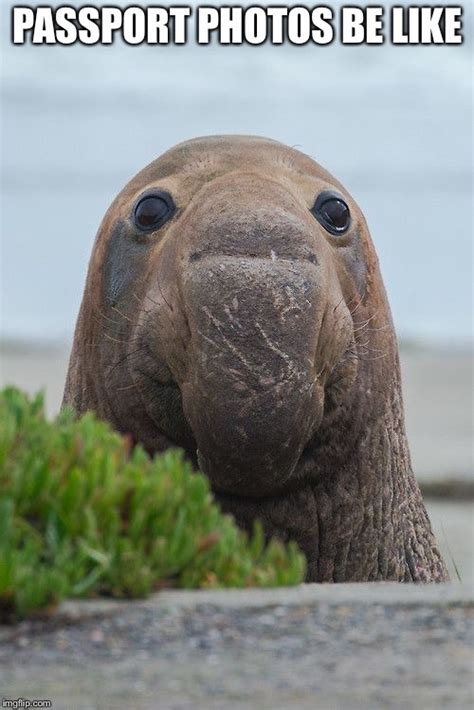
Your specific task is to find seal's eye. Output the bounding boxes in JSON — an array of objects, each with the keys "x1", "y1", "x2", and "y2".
[
  {"x1": 311, "y1": 192, "x2": 351, "y2": 236},
  {"x1": 134, "y1": 192, "x2": 175, "y2": 231}
]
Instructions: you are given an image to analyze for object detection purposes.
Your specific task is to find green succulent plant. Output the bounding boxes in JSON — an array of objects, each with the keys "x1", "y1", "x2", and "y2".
[{"x1": 0, "y1": 387, "x2": 305, "y2": 621}]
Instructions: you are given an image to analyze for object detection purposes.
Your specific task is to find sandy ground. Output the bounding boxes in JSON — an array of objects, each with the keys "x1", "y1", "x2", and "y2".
[{"x1": 1, "y1": 341, "x2": 472, "y2": 584}]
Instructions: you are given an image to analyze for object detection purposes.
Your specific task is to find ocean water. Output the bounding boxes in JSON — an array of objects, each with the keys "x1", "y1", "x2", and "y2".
[{"x1": 1, "y1": 2, "x2": 472, "y2": 344}]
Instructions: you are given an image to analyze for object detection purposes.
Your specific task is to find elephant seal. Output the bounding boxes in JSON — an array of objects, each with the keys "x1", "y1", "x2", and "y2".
[{"x1": 63, "y1": 135, "x2": 448, "y2": 582}]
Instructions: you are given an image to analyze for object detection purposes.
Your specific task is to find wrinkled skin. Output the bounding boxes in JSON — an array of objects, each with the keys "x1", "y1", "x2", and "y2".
[{"x1": 63, "y1": 136, "x2": 449, "y2": 582}]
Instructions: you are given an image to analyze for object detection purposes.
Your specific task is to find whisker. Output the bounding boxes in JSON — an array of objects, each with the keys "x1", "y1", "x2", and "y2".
[
  {"x1": 103, "y1": 332, "x2": 132, "y2": 345},
  {"x1": 116, "y1": 382, "x2": 140, "y2": 392},
  {"x1": 111, "y1": 304, "x2": 133, "y2": 323},
  {"x1": 105, "y1": 345, "x2": 149, "y2": 380},
  {"x1": 349, "y1": 296, "x2": 364, "y2": 317}
]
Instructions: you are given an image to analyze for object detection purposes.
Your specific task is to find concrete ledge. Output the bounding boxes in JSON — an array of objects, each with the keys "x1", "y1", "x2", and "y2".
[
  {"x1": 152, "y1": 582, "x2": 473, "y2": 609},
  {"x1": 1, "y1": 583, "x2": 471, "y2": 634},
  {"x1": 57, "y1": 581, "x2": 474, "y2": 617}
]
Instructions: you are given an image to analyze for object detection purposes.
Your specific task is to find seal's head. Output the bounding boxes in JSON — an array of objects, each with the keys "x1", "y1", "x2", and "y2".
[
  {"x1": 66, "y1": 136, "x2": 376, "y2": 495},
  {"x1": 64, "y1": 136, "x2": 448, "y2": 583}
]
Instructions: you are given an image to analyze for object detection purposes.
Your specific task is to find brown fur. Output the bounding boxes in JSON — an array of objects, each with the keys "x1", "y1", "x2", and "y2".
[{"x1": 63, "y1": 136, "x2": 449, "y2": 582}]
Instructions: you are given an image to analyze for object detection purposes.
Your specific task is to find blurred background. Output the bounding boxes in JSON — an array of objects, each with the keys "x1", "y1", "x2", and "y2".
[{"x1": 1, "y1": 1, "x2": 472, "y2": 581}]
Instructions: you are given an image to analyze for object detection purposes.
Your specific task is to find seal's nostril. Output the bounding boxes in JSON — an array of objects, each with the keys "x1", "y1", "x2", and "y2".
[
  {"x1": 189, "y1": 251, "x2": 203, "y2": 262},
  {"x1": 308, "y1": 254, "x2": 318, "y2": 265}
]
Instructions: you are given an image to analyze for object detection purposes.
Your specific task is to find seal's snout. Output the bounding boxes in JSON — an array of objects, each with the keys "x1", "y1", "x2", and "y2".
[{"x1": 179, "y1": 252, "x2": 327, "y2": 496}]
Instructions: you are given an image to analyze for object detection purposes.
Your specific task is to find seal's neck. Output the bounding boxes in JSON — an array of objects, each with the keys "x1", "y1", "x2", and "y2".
[{"x1": 215, "y1": 364, "x2": 449, "y2": 583}]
